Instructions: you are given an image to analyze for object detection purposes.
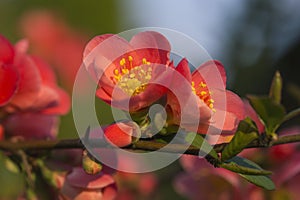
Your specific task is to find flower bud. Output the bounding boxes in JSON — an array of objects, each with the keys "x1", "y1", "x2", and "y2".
[
  {"x1": 82, "y1": 150, "x2": 102, "y2": 175},
  {"x1": 269, "y1": 71, "x2": 282, "y2": 104},
  {"x1": 104, "y1": 121, "x2": 140, "y2": 147}
]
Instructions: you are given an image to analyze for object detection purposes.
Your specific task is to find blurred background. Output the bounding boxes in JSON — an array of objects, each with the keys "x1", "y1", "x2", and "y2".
[{"x1": 1, "y1": 0, "x2": 300, "y2": 199}]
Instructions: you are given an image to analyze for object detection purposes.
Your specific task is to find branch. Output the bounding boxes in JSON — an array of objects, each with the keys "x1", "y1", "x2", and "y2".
[{"x1": 0, "y1": 134, "x2": 299, "y2": 155}]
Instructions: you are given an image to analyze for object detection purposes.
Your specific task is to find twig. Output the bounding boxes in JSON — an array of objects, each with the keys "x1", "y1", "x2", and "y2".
[{"x1": 0, "y1": 134, "x2": 299, "y2": 155}]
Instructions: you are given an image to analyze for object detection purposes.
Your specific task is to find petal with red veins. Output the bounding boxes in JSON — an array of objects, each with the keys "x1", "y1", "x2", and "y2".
[{"x1": 0, "y1": 64, "x2": 19, "y2": 106}]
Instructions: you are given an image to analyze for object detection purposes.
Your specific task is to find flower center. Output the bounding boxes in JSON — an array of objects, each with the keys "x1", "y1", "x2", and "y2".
[
  {"x1": 191, "y1": 81, "x2": 216, "y2": 112},
  {"x1": 113, "y1": 56, "x2": 152, "y2": 96}
]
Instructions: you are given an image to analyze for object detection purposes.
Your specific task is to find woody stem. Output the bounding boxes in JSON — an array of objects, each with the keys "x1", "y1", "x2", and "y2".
[{"x1": 0, "y1": 134, "x2": 299, "y2": 155}]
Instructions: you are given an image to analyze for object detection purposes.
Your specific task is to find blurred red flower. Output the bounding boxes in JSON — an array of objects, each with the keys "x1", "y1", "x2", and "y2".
[
  {"x1": 174, "y1": 155, "x2": 242, "y2": 200},
  {"x1": 0, "y1": 34, "x2": 70, "y2": 139},
  {"x1": 60, "y1": 167, "x2": 117, "y2": 200},
  {"x1": 20, "y1": 10, "x2": 87, "y2": 90}
]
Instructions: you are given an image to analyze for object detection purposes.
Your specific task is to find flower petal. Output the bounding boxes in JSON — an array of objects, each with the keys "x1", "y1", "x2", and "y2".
[
  {"x1": 66, "y1": 167, "x2": 115, "y2": 189},
  {"x1": 31, "y1": 56, "x2": 56, "y2": 86},
  {"x1": 0, "y1": 34, "x2": 14, "y2": 64},
  {"x1": 130, "y1": 31, "x2": 170, "y2": 64},
  {"x1": 31, "y1": 56, "x2": 70, "y2": 114},
  {"x1": 212, "y1": 89, "x2": 245, "y2": 121},
  {"x1": 41, "y1": 87, "x2": 70, "y2": 115},
  {"x1": 175, "y1": 58, "x2": 192, "y2": 82},
  {"x1": 192, "y1": 60, "x2": 226, "y2": 90},
  {"x1": 0, "y1": 64, "x2": 19, "y2": 106},
  {"x1": 83, "y1": 34, "x2": 131, "y2": 69},
  {"x1": 83, "y1": 34, "x2": 115, "y2": 58},
  {"x1": 104, "y1": 122, "x2": 134, "y2": 147},
  {"x1": 8, "y1": 55, "x2": 41, "y2": 111}
]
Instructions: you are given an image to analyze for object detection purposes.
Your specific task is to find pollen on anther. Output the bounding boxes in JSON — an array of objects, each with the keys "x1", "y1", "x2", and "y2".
[
  {"x1": 199, "y1": 82, "x2": 207, "y2": 88},
  {"x1": 128, "y1": 56, "x2": 133, "y2": 61},
  {"x1": 142, "y1": 58, "x2": 147, "y2": 64},
  {"x1": 120, "y1": 58, "x2": 126, "y2": 66},
  {"x1": 122, "y1": 68, "x2": 129, "y2": 74},
  {"x1": 200, "y1": 91, "x2": 207, "y2": 96},
  {"x1": 208, "y1": 99, "x2": 214, "y2": 103}
]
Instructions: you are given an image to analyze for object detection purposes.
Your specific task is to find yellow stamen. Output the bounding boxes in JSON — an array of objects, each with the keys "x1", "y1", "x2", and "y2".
[
  {"x1": 142, "y1": 58, "x2": 147, "y2": 64},
  {"x1": 199, "y1": 82, "x2": 207, "y2": 88},
  {"x1": 122, "y1": 68, "x2": 129, "y2": 74},
  {"x1": 113, "y1": 56, "x2": 153, "y2": 96},
  {"x1": 120, "y1": 58, "x2": 126, "y2": 66},
  {"x1": 208, "y1": 99, "x2": 214, "y2": 103},
  {"x1": 200, "y1": 91, "x2": 207, "y2": 96},
  {"x1": 191, "y1": 80, "x2": 216, "y2": 112}
]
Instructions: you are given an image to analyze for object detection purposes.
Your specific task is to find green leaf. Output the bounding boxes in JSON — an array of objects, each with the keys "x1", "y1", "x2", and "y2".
[
  {"x1": 269, "y1": 71, "x2": 282, "y2": 104},
  {"x1": 221, "y1": 118, "x2": 259, "y2": 161},
  {"x1": 220, "y1": 162, "x2": 271, "y2": 175},
  {"x1": 240, "y1": 173, "x2": 275, "y2": 190},
  {"x1": 222, "y1": 156, "x2": 275, "y2": 190},
  {"x1": 247, "y1": 95, "x2": 286, "y2": 135},
  {"x1": 282, "y1": 107, "x2": 300, "y2": 123},
  {"x1": 185, "y1": 132, "x2": 218, "y2": 159}
]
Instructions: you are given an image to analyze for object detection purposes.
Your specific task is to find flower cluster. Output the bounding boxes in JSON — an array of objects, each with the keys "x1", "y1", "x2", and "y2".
[
  {"x1": 1, "y1": 13, "x2": 300, "y2": 199},
  {"x1": 83, "y1": 31, "x2": 253, "y2": 146},
  {"x1": 0, "y1": 33, "x2": 118, "y2": 200},
  {"x1": 0, "y1": 34, "x2": 69, "y2": 139}
]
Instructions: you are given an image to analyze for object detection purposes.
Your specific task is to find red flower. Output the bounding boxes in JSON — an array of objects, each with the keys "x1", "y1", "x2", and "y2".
[
  {"x1": 83, "y1": 31, "x2": 172, "y2": 112},
  {"x1": 0, "y1": 34, "x2": 70, "y2": 139},
  {"x1": 167, "y1": 59, "x2": 245, "y2": 143},
  {"x1": 20, "y1": 10, "x2": 87, "y2": 90}
]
